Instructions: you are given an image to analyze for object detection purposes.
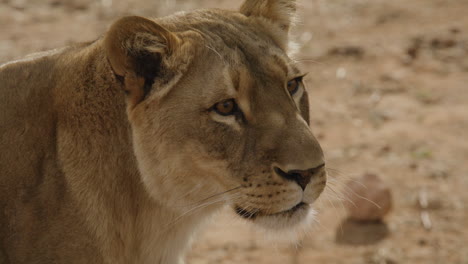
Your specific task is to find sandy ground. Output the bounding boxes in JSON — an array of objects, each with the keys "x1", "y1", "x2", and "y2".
[{"x1": 1, "y1": 0, "x2": 467, "y2": 263}]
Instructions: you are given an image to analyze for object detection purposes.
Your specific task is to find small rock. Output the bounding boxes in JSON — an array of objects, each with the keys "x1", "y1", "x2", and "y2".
[
  {"x1": 367, "y1": 247, "x2": 399, "y2": 264},
  {"x1": 345, "y1": 173, "x2": 392, "y2": 221},
  {"x1": 328, "y1": 45, "x2": 365, "y2": 59},
  {"x1": 418, "y1": 238, "x2": 428, "y2": 246},
  {"x1": 430, "y1": 37, "x2": 456, "y2": 49},
  {"x1": 378, "y1": 145, "x2": 391, "y2": 154},
  {"x1": 62, "y1": 0, "x2": 93, "y2": 11},
  {"x1": 9, "y1": 0, "x2": 27, "y2": 10},
  {"x1": 336, "y1": 67, "x2": 347, "y2": 79},
  {"x1": 450, "y1": 27, "x2": 460, "y2": 34},
  {"x1": 335, "y1": 218, "x2": 389, "y2": 245},
  {"x1": 406, "y1": 37, "x2": 423, "y2": 60}
]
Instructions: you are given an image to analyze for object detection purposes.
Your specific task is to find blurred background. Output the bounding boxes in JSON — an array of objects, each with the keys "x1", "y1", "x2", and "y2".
[{"x1": 1, "y1": 0, "x2": 467, "y2": 263}]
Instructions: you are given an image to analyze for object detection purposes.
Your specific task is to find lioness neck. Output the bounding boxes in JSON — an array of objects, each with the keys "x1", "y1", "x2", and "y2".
[{"x1": 56, "y1": 41, "x2": 218, "y2": 263}]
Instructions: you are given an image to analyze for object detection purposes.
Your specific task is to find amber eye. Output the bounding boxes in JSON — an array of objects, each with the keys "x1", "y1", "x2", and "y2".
[
  {"x1": 287, "y1": 77, "x2": 302, "y2": 95},
  {"x1": 213, "y1": 99, "x2": 237, "y2": 116}
]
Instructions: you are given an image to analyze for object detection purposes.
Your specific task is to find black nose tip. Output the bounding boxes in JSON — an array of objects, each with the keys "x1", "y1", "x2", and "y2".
[{"x1": 274, "y1": 163, "x2": 325, "y2": 190}]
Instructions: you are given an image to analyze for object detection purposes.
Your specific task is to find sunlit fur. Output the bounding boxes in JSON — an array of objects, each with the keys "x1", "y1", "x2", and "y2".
[{"x1": 0, "y1": 0, "x2": 326, "y2": 263}]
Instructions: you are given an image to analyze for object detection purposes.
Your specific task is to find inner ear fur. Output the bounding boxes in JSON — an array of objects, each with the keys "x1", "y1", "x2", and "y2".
[{"x1": 104, "y1": 16, "x2": 180, "y2": 107}]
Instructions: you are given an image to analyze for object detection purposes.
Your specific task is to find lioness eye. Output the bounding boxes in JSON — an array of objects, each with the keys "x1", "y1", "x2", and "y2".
[
  {"x1": 287, "y1": 77, "x2": 302, "y2": 95},
  {"x1": 213, "y1": 99, "x2": 237, "y2": 116}
]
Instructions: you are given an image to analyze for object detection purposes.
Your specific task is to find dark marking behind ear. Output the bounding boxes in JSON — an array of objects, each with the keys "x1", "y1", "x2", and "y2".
[{"x1": 132, "y1": 50, "x2": 161, "y2": 100}]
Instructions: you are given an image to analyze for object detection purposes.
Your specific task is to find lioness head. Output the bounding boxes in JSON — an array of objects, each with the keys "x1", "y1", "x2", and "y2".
[{"x1": 104, "y1": 0, "x2": 326, "y2": 230}]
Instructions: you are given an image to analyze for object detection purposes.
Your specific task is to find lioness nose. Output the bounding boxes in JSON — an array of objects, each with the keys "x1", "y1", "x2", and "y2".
[{"x1": 274, "y1": 163, "x2": 325, "y2": 190}]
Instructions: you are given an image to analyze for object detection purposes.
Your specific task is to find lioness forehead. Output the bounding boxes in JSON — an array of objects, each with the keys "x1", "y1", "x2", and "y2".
[{"x1": 161, "y1": 9, "x2": 301, "y2": 78}]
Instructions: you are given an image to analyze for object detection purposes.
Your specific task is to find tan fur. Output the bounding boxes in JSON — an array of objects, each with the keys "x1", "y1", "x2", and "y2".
[{"x1": 0, "y1": 1, "x2": 326, "y2": 263}]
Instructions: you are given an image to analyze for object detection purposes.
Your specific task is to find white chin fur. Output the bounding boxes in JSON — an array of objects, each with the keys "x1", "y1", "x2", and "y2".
[{"x1": 251, "y1": 207, "x2": 317, "y2": 243}]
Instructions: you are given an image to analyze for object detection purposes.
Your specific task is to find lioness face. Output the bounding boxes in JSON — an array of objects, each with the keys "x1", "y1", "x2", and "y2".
[{"x1": 122, "y1": 8, "x2": 326, "y2": 230}]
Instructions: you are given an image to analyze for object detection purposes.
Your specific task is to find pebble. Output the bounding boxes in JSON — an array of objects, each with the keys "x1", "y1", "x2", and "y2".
[{"x1": 345, "y1": 173, "x2": 392, "y2": 221}]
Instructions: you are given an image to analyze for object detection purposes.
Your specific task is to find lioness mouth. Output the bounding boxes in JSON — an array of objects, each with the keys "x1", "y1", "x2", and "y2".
[{"x1": 235, "y1": 202, "x2": 309, "y2": 220}]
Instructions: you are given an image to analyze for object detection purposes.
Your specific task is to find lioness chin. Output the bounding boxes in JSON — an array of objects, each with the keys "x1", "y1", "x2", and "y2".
[{"x1": 0, "y1": 0, "x2": 326, "y2": 263}]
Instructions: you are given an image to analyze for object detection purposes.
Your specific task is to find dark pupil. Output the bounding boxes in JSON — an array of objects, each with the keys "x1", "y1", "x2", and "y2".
[
  {"x1": 288, "y1": 80, "x2": 297, "y2": 92},
  {"x1": 219, "y1": 100, "x2": 233, "y2": 112}
]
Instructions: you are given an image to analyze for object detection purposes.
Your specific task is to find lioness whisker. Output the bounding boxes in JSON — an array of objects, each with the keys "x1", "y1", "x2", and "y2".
[
  {"x1": 173, "y1": 185, "x2": 243, "y2": 208},
  {"x1": 329, "y1": 181, "x2": 381, "y2": 211},
  {"x1": 322, "y1": 192, "x2": 342, "y2": 217},
  {"x1": 326, "y1": 167, "x2": 367, "y2": 188},
  {"x1": 164, "y1": 192, "x2": 245, "y2": 232},
  {"x1": 325, "y1": 180, "x2": 357, "y2": 208}
]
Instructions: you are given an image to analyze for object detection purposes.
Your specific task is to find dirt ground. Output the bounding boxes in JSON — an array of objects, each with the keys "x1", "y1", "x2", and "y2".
[{"x1": 1, "y1": 0, "x2": 467, "y2": 263}]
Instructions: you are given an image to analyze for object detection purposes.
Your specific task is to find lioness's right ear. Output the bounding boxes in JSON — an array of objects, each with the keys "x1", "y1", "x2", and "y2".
[
  {"x1": 104, "y1": 16, "x2": 180, "y2": 107},
  {"x1": 240, "y1": 0, "x2": 296, "y2": 50},
  {"x1": 240, "y1": 0, "x2": 296, "y2": 32}
]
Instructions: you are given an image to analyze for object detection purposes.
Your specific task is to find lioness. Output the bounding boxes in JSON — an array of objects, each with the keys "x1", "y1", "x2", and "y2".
[{"x1": 0, "y1": 0, "x2": 326, "y2": 263}]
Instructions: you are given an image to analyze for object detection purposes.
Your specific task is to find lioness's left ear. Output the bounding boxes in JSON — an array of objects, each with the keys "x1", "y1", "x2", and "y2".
[
  {"x1": 240, "y1": 0, "x2": 296, "y2": 32},
  {"x1": 104, "y1": 16, "x2": 183, "y2": 108}
]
